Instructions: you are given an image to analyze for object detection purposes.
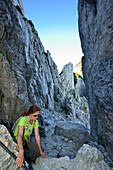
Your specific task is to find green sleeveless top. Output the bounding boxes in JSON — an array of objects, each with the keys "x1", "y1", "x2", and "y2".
[{"x1": 13, "y1": 116, "x2": 39, "y2": 145}]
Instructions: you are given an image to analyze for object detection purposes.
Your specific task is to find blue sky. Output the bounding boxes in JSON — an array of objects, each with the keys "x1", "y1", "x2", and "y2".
[{"x1": 22, "y1": 0, "x2": 83, "y2": 73}]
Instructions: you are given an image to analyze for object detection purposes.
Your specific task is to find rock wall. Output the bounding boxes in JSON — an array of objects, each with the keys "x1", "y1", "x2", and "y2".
[
  {"x1": 0, "y1": 0, "x2": 65, "y2": 125},
  {"x1": 0, "y1": 0, "x2": 90, "y2": 128},
  {"x1": 12, "y1": 0, "x2": 24, "y2": 15},
  {"x1": 78, "y1": 0, "x2": 113, "y2": 161}
]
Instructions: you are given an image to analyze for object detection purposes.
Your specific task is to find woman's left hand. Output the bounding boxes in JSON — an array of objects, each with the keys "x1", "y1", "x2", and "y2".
[{"x1": 40, "y1": 150, "x2": 48, "y2": 159}]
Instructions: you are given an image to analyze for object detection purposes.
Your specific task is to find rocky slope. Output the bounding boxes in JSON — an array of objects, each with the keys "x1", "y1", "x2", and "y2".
[
  {"x1": 0, "y1": 125, "x2": 110, "y2": 170},
  {"x1": 78, "y1": 0, "x2": 113, "y2": 162}
]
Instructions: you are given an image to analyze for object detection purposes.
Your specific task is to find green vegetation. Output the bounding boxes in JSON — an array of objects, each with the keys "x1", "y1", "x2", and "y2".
[
  {"x1": 15, "y1": 5, "x2": 23, "y2": 16},
  {"x1": 13, "y1": 69, "x2": 18, "y2": 77},
  {"x1": 75, "y1": 60, "x2": 83, "y2": 77},
  {"x1": 0, "y1": 49, "x2": 6, "y2": 56},
  {"x1": 76, "y1": 60, "x2": 82, "y2": 72},
  {"x1": 75, "y1": 98, "x2": 78, "y2": 102},
  {"x1": 61, "y1": 106, "x2": 70, "y2": 115},
  {"x1": 27, "y1": 82, "x2": 30, "y2": 88},
  {"x1": 73, "y1": 72, "x2": 83, "y2": 87},
  {"x1": 74, "y1": 72, "x2": 83, "y2": 79}
]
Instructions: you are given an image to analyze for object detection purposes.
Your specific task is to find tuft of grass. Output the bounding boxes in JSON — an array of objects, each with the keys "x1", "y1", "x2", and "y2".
[
  {"x1": 0, "y1": 49, "x2": 6, "y2": 56},
  {"x1": 13, "y1": 69, "x2": 18, "y2": 77}
]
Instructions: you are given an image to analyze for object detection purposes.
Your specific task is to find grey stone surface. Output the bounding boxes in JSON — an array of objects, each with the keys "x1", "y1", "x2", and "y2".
[
  {"x1": 0, "y1": 0, "x2": 90, "y2": 128},
  {"x1": 0, "y1": 125, "x2": 110, "y2": 170},
  {"x1": 75, "y1": 77, "x2": 86, "y2": 97},
  {"x1": 78, "y1": 0, "x2": 113, "y2": 161},
  {"x1": 0, "y1": 0, "x2": 63, "y2": 124},
  {"x1": 60, "y1": 62, "x2": 74, "y2": 94},
  {"x1": 54, "y1": 121, "x2": 91, "y2": 154}
]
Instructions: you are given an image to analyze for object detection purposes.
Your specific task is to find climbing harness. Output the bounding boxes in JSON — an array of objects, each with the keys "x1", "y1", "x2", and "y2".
[
  {"x1": 12, "y1": 116, "x2": 36, "y2": 142},
  {"x1": 0, "y1": 141, "x2": 29, "y2": 170}
]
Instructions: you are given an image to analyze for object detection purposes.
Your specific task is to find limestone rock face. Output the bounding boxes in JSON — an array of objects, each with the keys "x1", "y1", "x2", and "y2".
[
  {"x1": 12, "y1": 0, "x2": 24, "y2": 15},
  {"x1": 75, "y1": 77, "x2": 86, "y2": 97},
  {"x1": 60, "y1": 62, "x2": 74, "y2": 94},
  {"x1": 0, "y1": 125, "x2": 21, "y2": 170},
  {"x1": 0, "y1": 0, "x2": 90, "y2": 128},
  {"x1": 78, "y1": 0, "x2": 113, "y2": 161},
  {"x1": 0, "y1": 0, "x2": 64, "y2": 124}
]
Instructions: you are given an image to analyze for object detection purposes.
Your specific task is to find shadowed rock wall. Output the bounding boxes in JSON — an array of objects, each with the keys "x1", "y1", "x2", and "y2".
[{"x1": 78, "y1": 0, "x2": 113, "y2": 161}]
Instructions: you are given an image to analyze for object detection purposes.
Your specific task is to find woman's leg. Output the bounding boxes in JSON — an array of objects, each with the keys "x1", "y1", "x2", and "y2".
[{"x1": 26, "y1": 139, "x2": 40, "y2": 162}]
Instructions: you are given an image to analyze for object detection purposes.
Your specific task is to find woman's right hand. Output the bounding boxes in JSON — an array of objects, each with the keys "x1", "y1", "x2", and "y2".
[{"x1": 16, "y1": 150, "x2": 24, "y2": 167}]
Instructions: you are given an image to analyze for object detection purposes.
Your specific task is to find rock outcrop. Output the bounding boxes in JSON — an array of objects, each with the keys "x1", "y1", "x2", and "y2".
[
  {"x1": 78, "y1": 0, "x2": 113, "y2": 161},
  {"x1": 0, "y1": 0, "x2": 89, "y2": 128},
  {"x1": 0, "y1": 0, "x2": 91, "y2": 163},
  {"x1": 60, "y1": 62, "x2": 74, "y2": 94},
  {"x1": 75, "y1": 77, "x2": 86, "y2": 97},
  {"x1": 0, "y1": 0, "x2": 64, "y2": 125},
  {"x1": 12, "y1": 0, "x2": 24, "y2": 15},
  {"x1": 0, "y1": 125, "x2": 110, "y2": 170}
]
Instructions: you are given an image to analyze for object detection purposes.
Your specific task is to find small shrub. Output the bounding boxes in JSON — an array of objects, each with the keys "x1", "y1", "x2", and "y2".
[
  {"x1": 13, "y1": 69, "x2": 18, "y2": 77},
  {"x1": 0, "y1": 49, "x2": 6, "y2": 56}
]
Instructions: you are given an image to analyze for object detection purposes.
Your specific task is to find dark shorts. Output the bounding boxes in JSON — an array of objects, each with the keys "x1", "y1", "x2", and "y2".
[{"x1": 24, "y1": 139, "x2": 40, "y2": 162}]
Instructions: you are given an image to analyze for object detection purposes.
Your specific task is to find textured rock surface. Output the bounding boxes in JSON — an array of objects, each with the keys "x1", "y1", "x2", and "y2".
[
  {"x1": 78, "y1": 0, "x2": 113, "y2": 161},
  {"x1": 75, "y1": 77, "x2": 86, "y2": 97},
  {"x1": 0, "y1": 0, "x2": 63, "y2": 124},
  {"x1": 0, "y1": 125, "x2": 22, "y2": 170},
  {"x1": 0, "y1": 0, "x2": 89, "y2": 128},
  {"x1": 12, "y1": 0, "x2": 24, "y2": 15},
  {"x1": 34, "y1": 144, "x2": 110, "y2": 170},
  {"x1": 0, "y1": 125, "x2": 110, "y2": 170},
  {"x1": 41, "y1": 115, "x2": 91, "y2": 158},
  {"x1": 60, "y1": 62, "x2": 74, "y2": 94},
  {"x1": 54, "y1": 121, "x2": 91, "y2": 145},
  {"x1": 36, "y1": 108, "x2": 90, "y2": 159}
]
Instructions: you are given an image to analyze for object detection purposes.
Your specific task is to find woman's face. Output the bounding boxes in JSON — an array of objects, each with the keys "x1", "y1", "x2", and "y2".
[{"x1": 31, "y1": 111, "x2": 40, "y2": 120}]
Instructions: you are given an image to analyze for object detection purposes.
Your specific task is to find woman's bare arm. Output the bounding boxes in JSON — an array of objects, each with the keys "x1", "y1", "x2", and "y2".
[{"x1": 16, "y1": 125, "x2": 24, "y2": 167}]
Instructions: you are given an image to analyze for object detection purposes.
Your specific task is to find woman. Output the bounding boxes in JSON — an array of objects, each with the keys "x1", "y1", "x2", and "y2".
[{"x1": 12, "y1": 104, "x2": 47, "y2": 167}]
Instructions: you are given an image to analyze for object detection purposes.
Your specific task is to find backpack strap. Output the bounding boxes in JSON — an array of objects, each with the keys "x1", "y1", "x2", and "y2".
[
  {"x1": 24, "y1": 116, "x2": 36, "y2": 141},
  {"x1": 12, "y1": 116, "x2": 23, "y2": 131}
]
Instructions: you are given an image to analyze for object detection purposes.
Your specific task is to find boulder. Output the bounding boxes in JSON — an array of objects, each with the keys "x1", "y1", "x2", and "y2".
[
  {"x1": 33, "y1": 144, "x2": 110, "y2": 170},
  {"x1": 54, "y1": 121, "x2": 91, "y2": 155}
]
